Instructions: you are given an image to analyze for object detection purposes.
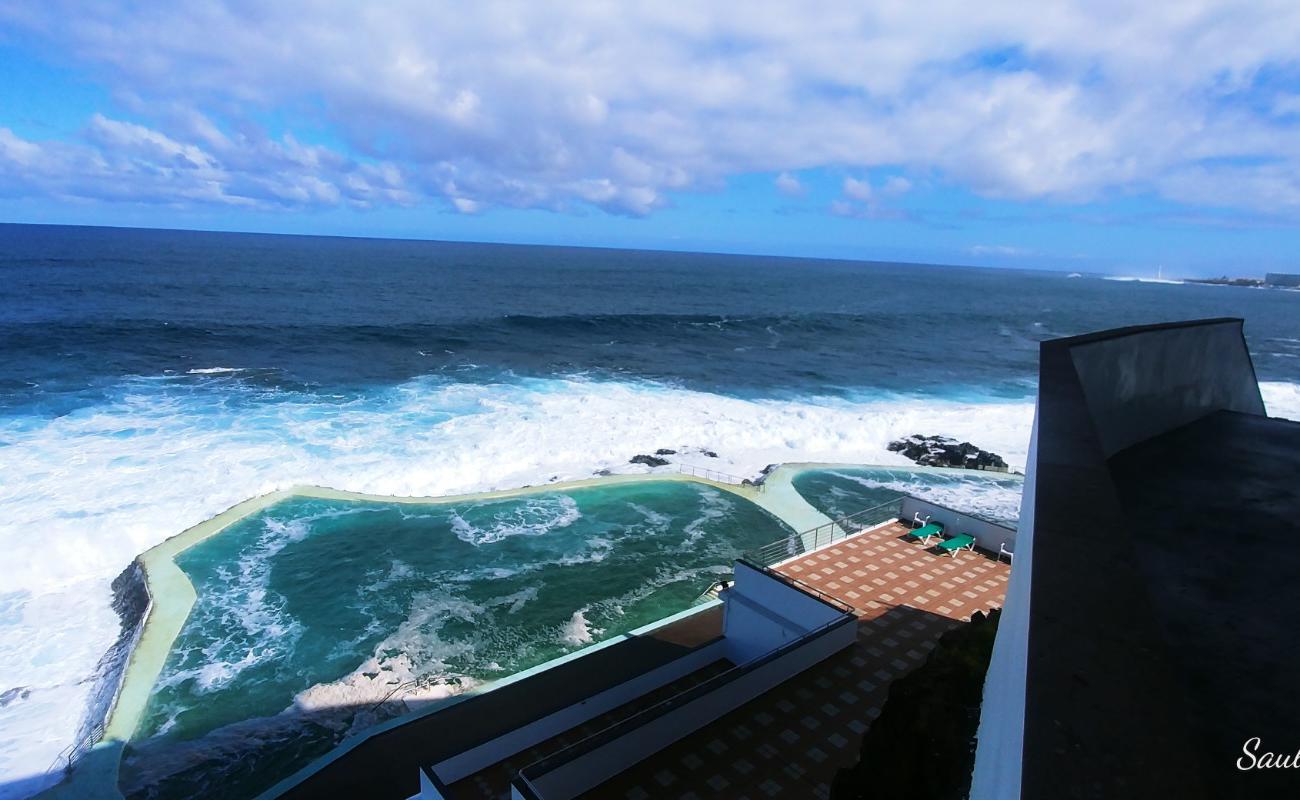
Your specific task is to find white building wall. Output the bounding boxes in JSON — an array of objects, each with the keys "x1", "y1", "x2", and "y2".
[
  {"x1": 721, "y1": 561, "x2": 844, "y2": 664},
  {"x1": 969, "y1": 401, "x2": 1037, "y2": 800}
]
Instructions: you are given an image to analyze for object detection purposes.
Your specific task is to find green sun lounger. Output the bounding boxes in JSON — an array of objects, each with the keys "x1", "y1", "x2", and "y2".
[
  {"x1": 906, "y1": 522, "x2": 944, "y2": 544},
  {"x1": 937, "y1": 533, "x2": 976, "y2": 557}
]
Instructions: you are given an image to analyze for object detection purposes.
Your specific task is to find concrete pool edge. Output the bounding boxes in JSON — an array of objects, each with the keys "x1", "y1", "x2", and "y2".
[
  {"x1": 254, "y1": 599, "x2": 726, "y2": 800},
  {"x1": 102, "y1": 472, "x2": 773, "y2": 753},
  {"x1": 54, "y1": 463, "x2": 919, "y2": 799}
]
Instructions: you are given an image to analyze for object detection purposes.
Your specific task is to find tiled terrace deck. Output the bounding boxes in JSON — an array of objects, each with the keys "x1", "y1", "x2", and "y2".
[{"x1": 579, "y1": 521, "x2": 1011, "y2": 799}]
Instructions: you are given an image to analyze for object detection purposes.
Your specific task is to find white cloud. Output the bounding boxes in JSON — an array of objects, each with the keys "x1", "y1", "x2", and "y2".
[
  {"x1": 774, "y1": 171, "x2": 804, "y2": 196},
  {"x1": 452, "y1": 197, "x2": 482, "y2": 214},
  {"x1": 3, "y1": 1, "x2": 1300, "y2": 217},
  {"x1": 829, "y1": 199, "x2": 856, "y2": 218},
  {"x1": 882, "y1": 176, "x2": 912, "y2": 196},
  {"x1": 843, "y1": 176, "x2": 873, "y2": 202},
  {"x1": 970, "y1": 244, "x2": 1034, "y2": 257},
  {"x1": 1272, "y1": 93, "x2": 1300, "y2": 117},
  {"x1": 0, "y1": 116, "x2": 416, "y2": 210},
  {"x1": 832, "y1": 174, "x2": 913, "y2": 219}
]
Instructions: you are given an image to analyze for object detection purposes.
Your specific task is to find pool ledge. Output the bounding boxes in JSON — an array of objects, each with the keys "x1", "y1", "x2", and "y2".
[
  {"x1": 53, "y1": 464, "x2": 872, "y2": 799},
  {"x1": 104, "y1": 472, "x2": 773, "y2": 749}
]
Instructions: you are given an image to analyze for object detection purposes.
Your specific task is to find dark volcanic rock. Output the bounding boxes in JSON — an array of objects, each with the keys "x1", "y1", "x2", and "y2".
[
  {"x1": 887, "y1": 435, "x2": 1009, "y2": 472},
  {"x1": 0, "y1": 687, "x2": 30, "y2": 708},
  {"x1": 630, "y1": 454, "x2": 671, "y2": 467},
  {"x1": 69, "y1": 560, "x2": 150, "y2": 766},
  {"x1": 702, "y1": 450, "x2": 718, "y2": 458},
  {"x1": 654, "y1": 448, "x2": 677, "y2": 455}
]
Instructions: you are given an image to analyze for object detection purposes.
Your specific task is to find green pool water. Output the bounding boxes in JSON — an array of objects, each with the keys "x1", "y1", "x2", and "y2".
[
  {"x1": 793, "y1": 466, "x2": 1024, "y2": 527},
  {"x1": 119, "y1": 480, "x2": 791, "y2": 799}
]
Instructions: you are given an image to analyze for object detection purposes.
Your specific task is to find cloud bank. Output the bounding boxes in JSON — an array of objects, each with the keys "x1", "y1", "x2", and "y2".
[{"x1": 3, "y1": 1, "x2": 1300, "y2": 218}]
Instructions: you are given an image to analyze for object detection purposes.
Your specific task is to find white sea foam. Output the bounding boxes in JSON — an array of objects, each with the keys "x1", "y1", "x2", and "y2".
[
  {"x1": 449, "y1": 494, "x2": 581, "y2": 546},
  {"x1": 491, "y1": 586, "x2": 541, "y2": 615},
  {"x1": 0, "y1": 371, "x2": 1109, "y2": 791},
  {"x1": 291, "y1": 651, "x2": 477, "y2": 727},
  {"x1": 1102, "y1": 276, "x2": 1184, "y2": 285},
  {"x1": 627, "y1": 503, "x2": 672, "y2": 528},
  {"x1": 1263, "y1": 381, "x2": 1300, "y2": 422},
  {"x1": 825, "y1": 470, "x2": 1024, "y2": 526},
  {"x1": 559, "y1": 609, "x2": 599, "y2": 647},
  {"x1": 167, "y1": 517, "x2": 311, "y2": 694},
  {"x1": 680, "y1": 488, "x2": 734, "y2": 546},
  {"x1": 292, "y1": 589, "x2": 484, "y2": 727}
]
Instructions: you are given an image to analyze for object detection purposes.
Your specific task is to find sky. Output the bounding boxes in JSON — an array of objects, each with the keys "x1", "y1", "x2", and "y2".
[{"x1": 2, "y1": 1, "x2": 1300, "y2": 275}]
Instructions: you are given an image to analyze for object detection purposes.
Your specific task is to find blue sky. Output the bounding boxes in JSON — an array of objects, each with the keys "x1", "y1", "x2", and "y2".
[{"x1": 3, "y1": 2, "x2": 1300, "y2": 275}]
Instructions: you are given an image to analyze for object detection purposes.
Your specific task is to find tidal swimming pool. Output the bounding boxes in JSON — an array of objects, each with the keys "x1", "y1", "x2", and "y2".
[
  {"x1": 120, "y1": 480, "x2": 791, "y2": 799},
  {"x1": 793, "y1": 466, "x2": 1024, "y2": 527}
]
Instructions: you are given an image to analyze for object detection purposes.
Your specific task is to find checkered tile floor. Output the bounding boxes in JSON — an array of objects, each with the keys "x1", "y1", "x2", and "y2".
[
  {"x1": 579, "y1": 522, "x2": 1010, "y2": 799},
  {"x1": 778, "y1": 521, "x2": 1011, "y2": 623}
]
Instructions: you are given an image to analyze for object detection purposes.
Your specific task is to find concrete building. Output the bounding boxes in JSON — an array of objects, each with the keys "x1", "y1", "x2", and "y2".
[
  {"x1": 1264, "y1": 272, "x2": 1300, "y2": 287},
  {"x1": 972, "y1": 318, "x2": 1300, "y2": 799}
]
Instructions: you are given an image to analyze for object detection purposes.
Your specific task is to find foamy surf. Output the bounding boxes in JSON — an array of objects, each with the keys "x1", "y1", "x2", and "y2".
[
  {"x1": 820, "y1": 469, "x2": 1024, "y2": 526},
  {"x1": 1263, "y1": 381, "x2": 1300, "y2": 421},
  {"x1": 291, "y1": 652, "x2": 479, "y2": 725},
  {"x1": 2, "y1": 373, "x2": 1297, "y2": 793},
  {"x1": 450, "y1": 495, "x2": 582, "y2": 546},
  {"x1": 560, "y1": 609, "x2": 599, "y2": 647}
]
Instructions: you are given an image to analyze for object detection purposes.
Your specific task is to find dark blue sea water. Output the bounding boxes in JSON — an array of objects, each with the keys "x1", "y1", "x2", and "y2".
[
  {"x1": 5, "y1": 223, "x2": 1299, "y2": 418},
  {"x1": 2, "y1": 222, "x2": 1299, "y2": 797}
]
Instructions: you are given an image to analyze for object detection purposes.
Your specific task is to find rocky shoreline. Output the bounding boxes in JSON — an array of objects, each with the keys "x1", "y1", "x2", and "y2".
[
  {"x1": 887, "y1": 435, "x2": 1011, "y2": 472},
  {"x1": 69, "y1": 560, "x2": 151, "y2": 767}
]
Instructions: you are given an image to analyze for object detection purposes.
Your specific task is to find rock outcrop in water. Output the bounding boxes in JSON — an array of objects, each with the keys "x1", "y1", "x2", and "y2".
[
  {"x1": 888, "y1": 435, "x2": 1010, "y2": 472},
  {"x1": 629, "y1": 454, "x2": 671, "y2": 467},
  {"x1": 71, "y1": 560, "x2": 151, "y2": 766},
  {"x1": 0, "y1": 687, "x2": 30, "y2": 708}
]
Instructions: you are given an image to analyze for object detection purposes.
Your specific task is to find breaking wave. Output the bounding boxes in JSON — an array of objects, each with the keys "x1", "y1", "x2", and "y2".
[{"x1": 2, "y1": 373, "x2": 1298, "y2": 791}]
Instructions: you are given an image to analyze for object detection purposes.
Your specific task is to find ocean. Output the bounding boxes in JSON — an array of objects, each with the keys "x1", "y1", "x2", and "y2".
[{"x1": 2, "y1": 223, "x2": 1299, "y2": 797}]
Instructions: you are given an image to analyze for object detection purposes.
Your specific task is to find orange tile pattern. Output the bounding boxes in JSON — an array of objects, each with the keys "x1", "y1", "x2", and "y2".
[
  {"x1": 579, "y1": 521, "x2": 1011, "y2": 799},
  {"x1": 778, "y1": 521, "x2": 1010, "y2": 623}
]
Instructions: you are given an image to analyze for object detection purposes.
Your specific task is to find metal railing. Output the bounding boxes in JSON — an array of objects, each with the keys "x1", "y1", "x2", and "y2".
[
  {"x1": 677, "y1": 463, "x2": 765, "y2": 491},
  {"x1": 745, "y1": 495, "x2": 905, "y2": 567},
  {"x1": 47, "y1": 721, "x2": 103, "y2": 775},
  {"x1": 737, "y1": 558, "x2": 854, "y2": 614}
]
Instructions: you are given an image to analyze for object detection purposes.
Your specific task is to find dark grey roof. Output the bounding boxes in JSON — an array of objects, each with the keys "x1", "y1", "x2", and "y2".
[{"x1": 1023, "y1": 318, "x2": 1300, "y2": 799}]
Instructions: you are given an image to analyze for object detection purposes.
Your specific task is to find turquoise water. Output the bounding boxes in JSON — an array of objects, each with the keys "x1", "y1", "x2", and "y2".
[
  {"x1": 793, "y1": 467, "x2": 1024, "y2": 527},
  {"x1": 6, "y1": 226, "x2": 1299, "y2": 795},
  {"x1": 120, "y1": 480, "x2": 790, "y2": 798}
]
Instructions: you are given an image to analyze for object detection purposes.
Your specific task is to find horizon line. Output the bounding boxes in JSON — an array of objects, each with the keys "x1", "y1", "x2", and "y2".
[{"x1": 0, "y1": 219, "x2": 1109, "y2": 277}]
